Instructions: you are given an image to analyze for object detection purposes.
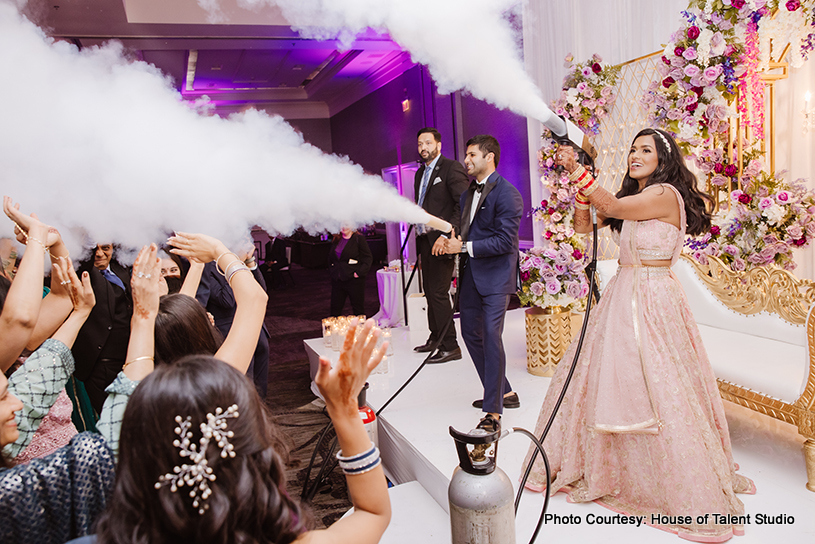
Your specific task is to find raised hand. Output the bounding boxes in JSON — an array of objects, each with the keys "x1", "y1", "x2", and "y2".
[
  {"x1": 3, "y1": 196, "x2": 61, "y2": 249},
  {"x1": 167, "y1": 232, "x2": 229, "y2": 265},
  {"x1": 315, "y1": 318, "x2": 387, "y2": 417},
  {"x1": 131, "y1": 244, "x2": 162, "y2": 320},
  {"x1": 52, "y1": 256, "x2": 95, "y2": 315}
]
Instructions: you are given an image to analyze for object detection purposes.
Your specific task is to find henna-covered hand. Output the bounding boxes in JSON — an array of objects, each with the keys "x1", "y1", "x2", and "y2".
[
  {"x1": 315, "y1": 318, "x2": 387, "y2": 417},
  {"x1": 131, "y1": 244, "x2": 162, "y2": 320}
]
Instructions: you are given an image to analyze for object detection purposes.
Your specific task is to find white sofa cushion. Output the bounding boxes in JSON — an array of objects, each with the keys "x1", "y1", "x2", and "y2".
[{"x1": 696, "y1": 324, "x2": 807, "y2": 404}]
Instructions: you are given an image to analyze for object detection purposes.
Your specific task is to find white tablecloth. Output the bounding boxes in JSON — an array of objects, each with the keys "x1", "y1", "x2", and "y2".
[{"x1": 373, "y1": 268, "x2": 420, "y2": 327}]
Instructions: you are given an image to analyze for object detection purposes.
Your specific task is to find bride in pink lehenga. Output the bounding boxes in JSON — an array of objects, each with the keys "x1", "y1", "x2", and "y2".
[{"x1": 522, "y1": 128, "x2": 754, "y2": 543}]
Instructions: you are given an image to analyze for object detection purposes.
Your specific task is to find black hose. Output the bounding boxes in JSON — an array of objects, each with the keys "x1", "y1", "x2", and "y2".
[
  {"x1": 507, "y1": 428, "x2": 551, "y2": 544},
  {"x1": 514, "y1": 206, "x2": 600, "y2": 543}
]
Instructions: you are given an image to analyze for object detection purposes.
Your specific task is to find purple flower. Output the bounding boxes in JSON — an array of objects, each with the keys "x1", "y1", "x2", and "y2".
[
  {"x1": 530, "y1": 282, "x2": 545, "y2": 296},
  {"x1": 724, "y1": 164, "x2": 738, "y2": 177},
  {"x1": 710, "y1": 225, "x2": 721, "y2": 236},
  {"x1": 786, "y1": 0, "x2": 801, "y2": 10},
  {"x1": 545, "y1": 279, "x2": 562, "y2": 295},
  {"x1": 687, "y1": 26, "x2": 700, "y2": 40}
]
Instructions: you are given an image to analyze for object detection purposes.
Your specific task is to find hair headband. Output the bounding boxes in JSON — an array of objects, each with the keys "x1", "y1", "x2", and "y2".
[{"x1": 655, "y1": 130, "x2": 671, "y2": 154}]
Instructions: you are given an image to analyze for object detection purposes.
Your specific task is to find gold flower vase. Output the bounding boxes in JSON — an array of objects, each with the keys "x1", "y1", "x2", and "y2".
[{"x1": 525, "y1": 306, "x2": 582, "y2": 377}]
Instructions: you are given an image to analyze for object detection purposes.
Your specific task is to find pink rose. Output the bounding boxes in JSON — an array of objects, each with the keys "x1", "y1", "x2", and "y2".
[
  {"x1": 786, "y1": 0, "x2": 801, "y2": 10},
  {"x1": 703, "y1": 66, "x2": 722, "y2": 82},
  {"x1": 683, "y1": 64, "x2": 701, "y2": 78},
  {"x1": 582, "y1": 67, "x2": 593, "y2": 77},
  {"x1": 545, "y1": 279, "x2": 562, "y2": 295},
  {"x1": 776, "y1": 191, "x2": 791, "y2": 203},
  {"x1": 724, "y1": 164, "x2": 738, "y2": 177},
  {"x1": 530, "y1": 282, "x2": 545, "y2": 296},
  {"x1": 687, "y1": 26, "x2": 700, "y2": 40},
  {"x1": 682, "y1": 47, "x2": 698, "y2": 61},
  {"x1": 758, "y1": 197, "x2": 774, "y2": 210},
  {"x1": 723, "y1": 244, "x2": 740, "y2": 256},
  {"x1": 565, "y1": 281, "x2": 583, "y2": 299},
  {"x1": 732, "y1": 258, "x2": 746, "y2": 271}
]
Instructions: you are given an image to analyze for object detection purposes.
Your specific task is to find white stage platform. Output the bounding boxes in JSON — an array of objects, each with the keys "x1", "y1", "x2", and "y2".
[{"x1": 304, "y1": 308, "x2": 815, "y2": 543}]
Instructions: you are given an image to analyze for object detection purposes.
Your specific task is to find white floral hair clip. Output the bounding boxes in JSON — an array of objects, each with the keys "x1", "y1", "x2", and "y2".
[
  {"x1": 655, "y1": 130, "x2": 671, "y2": 154},
  {"x1": 155, "y1": 404, "x2": 239, "y2": 514}
]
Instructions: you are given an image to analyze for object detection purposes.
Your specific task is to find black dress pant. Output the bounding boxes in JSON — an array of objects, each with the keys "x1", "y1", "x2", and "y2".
[
  {"x1": 330, "y1": 276, "x2": 366, "y2": 317},
  {"x1": 417, "y1": 235, "x2": 458, "y2": 351}
]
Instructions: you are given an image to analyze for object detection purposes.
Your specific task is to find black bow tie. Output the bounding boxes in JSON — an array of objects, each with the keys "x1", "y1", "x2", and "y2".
[{"x1": 475, "y1": 183, "x2": 485, "y2": 194}]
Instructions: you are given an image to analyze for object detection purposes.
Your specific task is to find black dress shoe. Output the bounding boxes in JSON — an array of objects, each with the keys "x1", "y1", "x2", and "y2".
[
  {"x1": 426, "y1": 347, "x2": 462, "y2": 364},
  {"x1": 414, "y1": 340, "x2": 436, "y2": 353},
  {"x1": 472, "y1": 392, "x2": 520, "y2": 410},
  {"x1": 476, "y1": 414, "x2": 501, "y2": 433}
]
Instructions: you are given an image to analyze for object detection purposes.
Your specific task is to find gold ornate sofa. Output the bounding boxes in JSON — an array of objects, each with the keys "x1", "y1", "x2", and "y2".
[{"x1": 597, "y1": 255, "x2": 815, "y2": 491}]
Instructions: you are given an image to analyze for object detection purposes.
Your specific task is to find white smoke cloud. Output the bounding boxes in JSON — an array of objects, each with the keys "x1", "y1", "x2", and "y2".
[
  {"x1": 233, "y1": 0, "x2": 562, "y2": 129},
  {"x1": 0, "y1": 2, "x2": 429, "y2": 259}
]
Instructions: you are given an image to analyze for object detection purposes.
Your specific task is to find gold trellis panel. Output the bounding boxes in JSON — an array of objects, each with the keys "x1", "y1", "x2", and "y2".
[{"x1": 590, "y1": 51, "x2": 662, "y2": 260}]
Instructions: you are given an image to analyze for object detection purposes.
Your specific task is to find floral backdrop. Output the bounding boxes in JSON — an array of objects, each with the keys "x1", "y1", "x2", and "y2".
[{"x1": 641, "y1": 0, "x2": 815, "y2": 270}]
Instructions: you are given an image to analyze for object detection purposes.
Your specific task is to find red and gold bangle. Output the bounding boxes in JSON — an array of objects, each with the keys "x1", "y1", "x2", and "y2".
[
  {"x1": 574, "y1": 193, "x2": 590, "y2": 210},
  {"x1": 580, "y1": 178, "x2": 599, "y2": 197}
]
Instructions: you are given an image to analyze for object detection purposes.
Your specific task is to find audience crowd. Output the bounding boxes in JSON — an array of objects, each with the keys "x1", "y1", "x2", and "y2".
[{"x1": 0, "y1": 197, "x2": 391, "y2": 544}]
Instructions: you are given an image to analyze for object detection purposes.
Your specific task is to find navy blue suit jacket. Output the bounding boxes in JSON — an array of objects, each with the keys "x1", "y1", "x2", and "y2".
[{"x1": 460, "y1": 171, "x2": 523, "y2": 296}]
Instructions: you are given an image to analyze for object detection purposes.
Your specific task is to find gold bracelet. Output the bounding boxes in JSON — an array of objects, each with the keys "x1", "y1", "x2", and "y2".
[
  {"x1": 123, "y1": 355, "x2": 154, "y2": 370},
  {"x1": 27, "y1": 237, "x2": 54, "y2": 258},
  {"x1": 575, "y1": 201, "x2": 591, "y2": 210}
]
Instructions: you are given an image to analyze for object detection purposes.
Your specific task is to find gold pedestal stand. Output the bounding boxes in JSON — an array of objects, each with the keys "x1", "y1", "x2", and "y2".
[{"x1": 525, "y1": 306, "x2": 583, "y2": 377}]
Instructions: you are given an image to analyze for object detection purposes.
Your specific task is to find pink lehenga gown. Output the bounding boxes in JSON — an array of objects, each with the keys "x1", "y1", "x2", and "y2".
[{"x1": 522, "y1": 184, "x2": 754, "y2": 543}]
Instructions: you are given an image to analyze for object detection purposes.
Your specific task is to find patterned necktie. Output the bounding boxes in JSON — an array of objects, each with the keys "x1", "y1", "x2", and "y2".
[
  {"x1": 418, "y1": 165, "x2": 432, "y2": 208},
  {"x1": 102, "y1": 268, "x2": 126, "y2": 291}
]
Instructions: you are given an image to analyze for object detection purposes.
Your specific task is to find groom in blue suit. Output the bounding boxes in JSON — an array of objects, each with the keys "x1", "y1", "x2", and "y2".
[{"x1": 434, "y1": 134, "x2": 523, "y2": 432}]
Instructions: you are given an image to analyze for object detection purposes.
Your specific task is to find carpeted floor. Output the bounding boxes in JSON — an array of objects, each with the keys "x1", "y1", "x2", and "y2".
[{"x1": 262, "y1": 263, "x2": 381, "y2": 528}]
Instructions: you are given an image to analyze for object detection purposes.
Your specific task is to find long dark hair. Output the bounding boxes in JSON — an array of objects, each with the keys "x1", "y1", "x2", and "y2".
[
  {"x1": 95, "y1": 356, "x2": 306, "y2": 544},
  {"x1": 606, "y1": 128, "x2": 712, "y2": 236},
  {"x1": 154, "y1": 294, "x2": 222, "y2": 365}
]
